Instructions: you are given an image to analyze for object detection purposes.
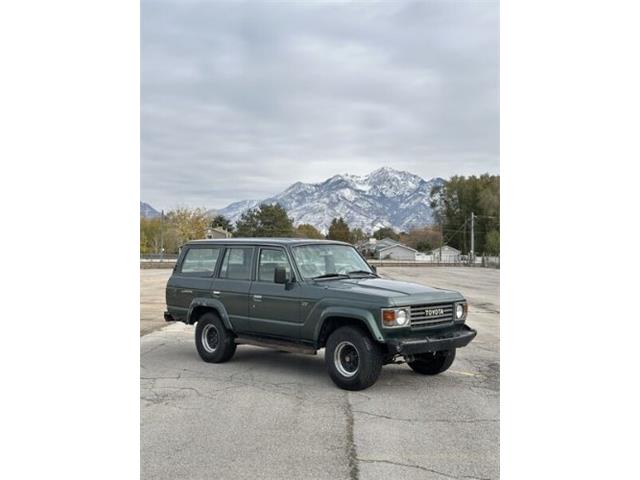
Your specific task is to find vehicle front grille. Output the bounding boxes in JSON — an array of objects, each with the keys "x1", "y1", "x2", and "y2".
[{"x1": 409, "y1": 303, "x2": 454, "y2": 329}]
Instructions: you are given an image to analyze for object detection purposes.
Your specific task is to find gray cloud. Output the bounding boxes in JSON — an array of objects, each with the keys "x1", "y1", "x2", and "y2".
[{"x1": 141, "y1": 0, "x2": 499, "y2": 211}]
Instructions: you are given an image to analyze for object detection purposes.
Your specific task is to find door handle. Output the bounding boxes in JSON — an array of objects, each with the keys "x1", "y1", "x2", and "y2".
[
  {"x1": 252, "y1": 295, "x2": 262, "y2": 301},
  {"x1": 181, "y1": 289, "x2": 193, "y2": 294},
  {"x1": 212, "y1": 291, "x2": 221, "y2": 296}
]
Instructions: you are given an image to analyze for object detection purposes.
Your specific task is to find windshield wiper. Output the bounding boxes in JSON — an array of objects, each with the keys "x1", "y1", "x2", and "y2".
[
  {"x1": 312, "y1": 273, "x2": 350, "y2": 280},
  {"x1": 347, "y1": 270, "x2": 379, "y2": 278}
]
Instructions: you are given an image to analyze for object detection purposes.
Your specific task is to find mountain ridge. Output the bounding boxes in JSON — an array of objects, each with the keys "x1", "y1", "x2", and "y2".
[
  {"x1": 140, "y1": 201, "x2": 161, "y2": 218},
  {"x1": 217, "y1": 167, "x2": 443, "y2": 234}
]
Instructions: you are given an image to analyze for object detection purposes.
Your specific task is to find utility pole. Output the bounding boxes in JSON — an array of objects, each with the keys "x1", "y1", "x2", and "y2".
[
  {"x1": 470, "y1": 212, "x2": 475, "y2": 265},
  {"x1": 439, "y1": 220, "x2": 444, "y2": 264},
  {"x1": 463, "y1": 221, "x2": 467, "y2": 257},
  {"x1": 160, "y1": 209, "x2": 165, "y2": 262}
]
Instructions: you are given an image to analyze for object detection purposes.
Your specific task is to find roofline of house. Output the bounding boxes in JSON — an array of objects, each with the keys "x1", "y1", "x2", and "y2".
[{"x1": 377, "y1": 244, "x2": 418, "y2": 253}]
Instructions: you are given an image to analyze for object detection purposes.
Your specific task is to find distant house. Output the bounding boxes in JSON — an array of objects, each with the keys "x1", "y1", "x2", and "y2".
[
  {"x1": 377, "y1": 238, "x2": 399, "y2": 248},
  {"x1": 377, "y1": 243, "x2": 418, "y2": 261},
  {"x1": 415, "y1": 252, "x2": 432, "y2": 261},
  {"x1": 431, "y1": 245, "x2": 461, "y2": 263},
  {"x1": 358, "y1": 237, "x2": 399, "y2": 256},
  {"x1": 206, "y1": 227, "x2": 232, "y2": 239}
]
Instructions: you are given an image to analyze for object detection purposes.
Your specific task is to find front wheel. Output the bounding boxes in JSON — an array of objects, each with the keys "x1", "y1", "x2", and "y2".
[
  {"x1": 325, "y1": 326, "x2": 383, "y2": 391},
  {"x1": 408, "y1": 349, "x2": 456, "y2": 375},
  {"x1": 195, "y1": 312, "x2": 236, "y2": 363}
]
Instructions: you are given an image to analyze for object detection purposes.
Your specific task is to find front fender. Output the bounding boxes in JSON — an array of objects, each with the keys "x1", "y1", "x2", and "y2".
[
  {"x1": 316, "y1": 306, "x2": 384, "y2": 343},
  {"x1": 187, "y1": 297, "x2": 233, "y2": 331}
]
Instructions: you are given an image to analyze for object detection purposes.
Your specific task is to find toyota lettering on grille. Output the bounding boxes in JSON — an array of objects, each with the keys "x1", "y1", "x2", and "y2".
[{"x1": 424, "y1": 308, "x2": 445, "y2": 317}]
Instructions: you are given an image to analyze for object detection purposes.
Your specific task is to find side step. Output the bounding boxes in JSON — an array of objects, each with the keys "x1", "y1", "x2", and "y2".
[{"x1": 235, "y1": 335, "x2": 317, "y2": 355}]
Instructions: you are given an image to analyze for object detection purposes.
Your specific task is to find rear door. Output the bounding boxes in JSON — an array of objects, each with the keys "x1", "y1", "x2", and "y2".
[
  {"x1": 166, "y1": 245, "x2": 222, "y2": 321},
  {"x1": 249, "y1": 247, "x2": 301, "y2": 338},
  {"x1": 214, "y1": 246, "x2": 255, "y2": 333}
]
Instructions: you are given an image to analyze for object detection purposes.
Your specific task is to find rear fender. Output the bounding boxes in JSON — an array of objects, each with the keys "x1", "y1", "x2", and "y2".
[{"x1": 187, "y1": 298, "x2": 233, "y2": 331}]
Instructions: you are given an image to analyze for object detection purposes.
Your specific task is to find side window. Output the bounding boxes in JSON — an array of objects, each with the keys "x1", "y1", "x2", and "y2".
[
  {"x1": 219, "y1": 247, "x2": 253, "y2": 280},
  {"x1": 180, "y1": 248, "x2": 220, "y2": 274},
  {"x1": 258, "y1": 249, "x2": 292, "y2": 282}
]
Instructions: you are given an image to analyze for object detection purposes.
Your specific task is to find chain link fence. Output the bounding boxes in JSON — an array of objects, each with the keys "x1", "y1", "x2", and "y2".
[
  {"x1": 140, "y1": 253, "x2": 178, "y2": 268},
  {"x1": 368, "y1": 255, "x2": 500, "y2": 268},
  {"x1": 140, "y1": 254, "x2": 499, "y2": 269},
  {"x1": 140, "y1": 253, "x2": 179, "y2": 260}
]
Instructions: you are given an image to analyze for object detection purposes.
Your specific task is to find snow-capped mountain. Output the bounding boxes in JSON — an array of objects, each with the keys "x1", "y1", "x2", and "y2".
[
  {"x1": 218, "y1": 167, "x2": 444, "y2": 234},
  {"x1": 140, "y1": 201, "x2": 161, "y2": 218},
  {"x1": 214, "y1": 199, "x2": 261, "y2": 221}
]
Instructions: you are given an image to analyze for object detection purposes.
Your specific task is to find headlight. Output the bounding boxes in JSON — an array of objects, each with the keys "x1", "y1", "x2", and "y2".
[
  {"x1": 396, "y1": 309, "x2": 408, "y2": 326},
  {"x1": 381, "y1": 308, "x2": 410, "y2": 327},
  {"x1": 455, "y1": 302, "x2": 467, "y2": 320}
]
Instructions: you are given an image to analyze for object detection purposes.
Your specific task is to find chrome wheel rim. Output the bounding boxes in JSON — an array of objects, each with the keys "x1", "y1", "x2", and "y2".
[
  {"x1": 334, "y1": 341, "x2": 359, "y2": 378},
  {"x1": 201, "y1": 324, "x2": 219, "y2": 353}
]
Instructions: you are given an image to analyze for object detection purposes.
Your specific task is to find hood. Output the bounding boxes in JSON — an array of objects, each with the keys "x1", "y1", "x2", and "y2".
[{"x1": 319, "y1": 277, "x2": 464, "y2": 306}]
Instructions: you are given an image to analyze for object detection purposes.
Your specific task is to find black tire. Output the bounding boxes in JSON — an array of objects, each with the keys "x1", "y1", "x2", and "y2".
[
  {"x1": 194, "y1": 312, "x2": 236, "y2": 363},
  {"x1": 408, "y1": 349, "x2": 456, "y2": 375},
  {"x1": 325, "y1": 326, "x2": 383, "y2": 391}
]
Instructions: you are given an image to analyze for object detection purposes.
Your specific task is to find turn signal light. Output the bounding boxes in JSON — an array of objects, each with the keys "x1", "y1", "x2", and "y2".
[{"x1": 382, "y1": 310, "x2": 396, "y2": 325}]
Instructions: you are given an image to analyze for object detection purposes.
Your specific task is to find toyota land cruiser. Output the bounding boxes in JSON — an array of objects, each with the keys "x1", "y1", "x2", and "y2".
[{"x1": 164, "y1": 238, "x2": 476, "y2": 390}]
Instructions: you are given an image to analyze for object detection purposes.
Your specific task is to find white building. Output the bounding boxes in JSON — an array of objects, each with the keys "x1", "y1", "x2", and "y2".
[
  {"x1": 358, "y1": 237, "x2": 399, "y2": 256},
  {"x1": 415, "y1": 252, "x2": 433, "y2": 262},
  {"x1": 206, "y1": 227, "x2": 232, "y2": 239},
  {"x1": 377, "y1": 243, "x2": 419, "y2": 261},
  {"x1": 431, "y1": 245, "x2": 461, "y2": 263}
]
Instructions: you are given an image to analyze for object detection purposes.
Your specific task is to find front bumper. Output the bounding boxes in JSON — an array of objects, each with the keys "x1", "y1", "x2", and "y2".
[{"x1": 386, "y1": 324, "x2": 477, "y2": 355}]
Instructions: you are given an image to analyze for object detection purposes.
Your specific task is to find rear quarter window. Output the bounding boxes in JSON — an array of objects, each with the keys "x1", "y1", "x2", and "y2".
[{"x1": 180, "y1": 248, "x2": 221, "y2": 273}]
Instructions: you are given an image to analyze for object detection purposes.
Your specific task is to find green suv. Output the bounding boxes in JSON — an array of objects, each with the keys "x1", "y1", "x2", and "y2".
[{"x1": 165, "y1": 238, "x2": 476, "y2": 390}]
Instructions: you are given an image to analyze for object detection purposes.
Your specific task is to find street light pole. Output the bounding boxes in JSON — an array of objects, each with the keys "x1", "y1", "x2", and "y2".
[
  {"x1": 160, "y1": 210, "x2": 164, "y2": 262},
  {"x1": 470, "y1": 212, "x2": 475, "y2": 264}
]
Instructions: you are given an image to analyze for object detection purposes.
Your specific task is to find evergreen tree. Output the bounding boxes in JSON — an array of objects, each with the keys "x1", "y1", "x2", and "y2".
[
  {"x1": 210, "y1": 214, "x2": 234, "y2": 233},
  {"x1": 234, "y1": 203, "x2": 295, "y2": 237},
  {"x1": 350, "y1": 228, "x2": 367, "y2": 243},
  {"x1": 295, "y1": 223, "x2": 324, "y2": 239},
  {"x1": 373, "y1": 227, "x2": 399, "y2": 241},
  {"x1": 430, "y1": 174, "x2": 500, "y2": 254},
  {"x1": 485, "y1": 230, "x2": 500, "y2": 255},
  {"x1": 327, "y1": 217, "x2": 351, "y2": 242}
]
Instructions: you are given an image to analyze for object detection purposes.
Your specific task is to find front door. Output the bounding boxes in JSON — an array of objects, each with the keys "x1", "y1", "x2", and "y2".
[
  {"x1": 249, "y1": 247, "x2": 301, "y2": 338},
  {"x1": 214, "y1": 246, "x2": 255, "y2": 333},
  {"x1": 166, "y1": 245, "x2": 221, "y2": 321}
]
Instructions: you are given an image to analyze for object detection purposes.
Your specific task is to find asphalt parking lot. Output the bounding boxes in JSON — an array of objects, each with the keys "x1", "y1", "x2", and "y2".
[
  {"x1": 141, "y1": 267, "x2": 499, "y2": 480},
  {"x1": 140, "y1": 268, "x2": 173, "y2": 336}
]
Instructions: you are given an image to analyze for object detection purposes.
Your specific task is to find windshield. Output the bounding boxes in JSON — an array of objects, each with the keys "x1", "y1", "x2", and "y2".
[{"x1": 292, "y1": 244, "x2": 373, "y2": 280}]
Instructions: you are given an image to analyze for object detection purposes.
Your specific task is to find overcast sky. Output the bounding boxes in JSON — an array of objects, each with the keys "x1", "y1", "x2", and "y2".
[{"x1": 141, "y1": 0, "x2": 499, "y2": 211}]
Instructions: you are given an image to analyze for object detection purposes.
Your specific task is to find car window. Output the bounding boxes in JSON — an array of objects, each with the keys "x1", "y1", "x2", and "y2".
[
  {"x1": 292, "y1": 244, "x2": 372, "y2": 279},
  {"x1": 180, "y1": 248, "x2": 221, "y2": 273},
  {"x1": 219, "y1": 247, "x2": 253, "y2": 280},
  {"x1": 258, "y1": 249, "x2": 292, "y2": 282}
]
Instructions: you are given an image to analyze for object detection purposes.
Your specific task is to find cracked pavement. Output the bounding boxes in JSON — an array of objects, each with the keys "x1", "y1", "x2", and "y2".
[{"x1": 141, "y1": 267, "x2": 499, "y2": 479}]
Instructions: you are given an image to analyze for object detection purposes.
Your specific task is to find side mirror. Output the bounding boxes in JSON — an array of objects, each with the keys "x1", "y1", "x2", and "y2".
[{"x1": 274, "y1": 266, "x2": 288, "y2": 284}]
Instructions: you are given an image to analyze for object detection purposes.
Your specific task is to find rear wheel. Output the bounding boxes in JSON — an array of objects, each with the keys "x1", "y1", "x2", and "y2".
[
  {"x1": 408, "y1": 349, "x2": 456, "y2": 375},
  {"x1": 325, "y1": 326, "x2": 383, "y2": 391},
  {"x1": 195, "y1": 312, "x2": 236, "y2": 363}
]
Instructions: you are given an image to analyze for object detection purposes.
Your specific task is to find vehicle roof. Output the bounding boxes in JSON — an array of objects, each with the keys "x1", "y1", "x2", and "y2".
[{"x1": 184, "y1": 238, "x2": 352, "y2": 247}]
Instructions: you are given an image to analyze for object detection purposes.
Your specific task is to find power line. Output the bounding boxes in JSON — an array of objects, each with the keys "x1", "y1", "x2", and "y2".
[{"x1": 441, "y1": 218, "x2": 468, "y2": 246}]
